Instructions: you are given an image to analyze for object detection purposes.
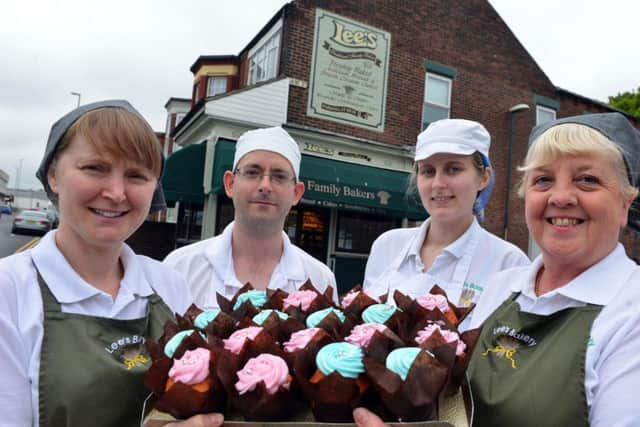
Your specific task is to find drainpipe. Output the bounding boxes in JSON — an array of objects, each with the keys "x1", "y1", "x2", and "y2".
[{"x1": 503, "y1": 103, "x2": 530, "y2": 240}]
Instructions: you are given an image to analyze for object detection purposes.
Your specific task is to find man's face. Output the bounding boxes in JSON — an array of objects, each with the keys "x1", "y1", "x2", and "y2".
[{"x1": 224, "y1": 150, "x2": 304, "y2": 232}]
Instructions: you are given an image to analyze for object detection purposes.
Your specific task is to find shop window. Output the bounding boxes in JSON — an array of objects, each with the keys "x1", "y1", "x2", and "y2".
[
  {"x1": 336, "y1": 211, "x2": 400, "y2": 254},
  {"x1": 215, "y1": 196, "x2": 234, "y2": 235},
  {"x1": 536, "y1": 105, "x2": 556, "y2": 125},
  {"x1": 207, "y1": 76, "x2": 227, "y2": 97},
  {"x1": 176, "y1": 202, "x2": 204, "y2": 246},
  {"x1": 423, "y1": 73, "x2": 452, "y2": 129},
  {"x1": 248, "y1": 29, "x2": 281, "y2": 85}
]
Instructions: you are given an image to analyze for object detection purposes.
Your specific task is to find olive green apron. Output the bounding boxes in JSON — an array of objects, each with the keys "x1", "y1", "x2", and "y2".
[
  {"x1": 468, "y1": 293, "x2": 602, "y2": 427},
  {"x1": 37, "y1": 269, "x2": 174, "y2": 427}
]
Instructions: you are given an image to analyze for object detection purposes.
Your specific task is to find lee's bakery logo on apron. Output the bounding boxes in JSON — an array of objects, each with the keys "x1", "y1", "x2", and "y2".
[
  {"x1": 104, "y1": 334, "x2": 150, "y2": 370},
  {"x1": 481, "y1": 326, "x2": 537, "y2": 369}
]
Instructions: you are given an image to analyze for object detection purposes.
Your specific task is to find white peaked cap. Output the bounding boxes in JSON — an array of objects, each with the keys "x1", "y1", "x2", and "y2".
[
  {"x1": 415, "y1": 118, "x2": 491, "y2": 162},
  {"x1": 232, "y1": 126, "x2": 301, "y2": 179}
]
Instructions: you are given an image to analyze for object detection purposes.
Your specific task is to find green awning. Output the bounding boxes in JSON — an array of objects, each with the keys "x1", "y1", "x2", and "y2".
[
  {"x1": 211, "y1": 139, "x2": 425, "y2": 219},
  {"x1": 162, "y1": 142, "x2": 206, "y2": 204}
]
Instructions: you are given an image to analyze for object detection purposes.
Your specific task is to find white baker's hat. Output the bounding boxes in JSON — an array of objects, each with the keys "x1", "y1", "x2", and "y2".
[
  {"x1": 232, "y1": 126, "x2": 301, "y2": 179},
  {"x1": 415, "y1": 118, "x2": 491, "y2": 163}
]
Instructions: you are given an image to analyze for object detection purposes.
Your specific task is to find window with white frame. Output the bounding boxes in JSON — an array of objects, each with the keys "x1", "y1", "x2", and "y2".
[
  {"x1": 536, "y1": 105, "x2": 556, "y2": 125},
  {"x1": 207, "y1": 76, "x2": 227, "y2": 97},
  {"x1": 423, "y1": 73, "x2": 451, "y2": 129},
  {"x1": 248, "y1": 29, "x2": 281, "y2": 85},
  {"x1": 528, "y1": 104, "x2": 558, "y2": 260}
]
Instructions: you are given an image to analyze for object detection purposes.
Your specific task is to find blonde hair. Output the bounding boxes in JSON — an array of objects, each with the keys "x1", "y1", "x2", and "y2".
[
  {"x1": 517, "y1": 123, "x2": 638, "y2": 201},
  {"x1": 53, "y1": 108, "x2": 162, "y2": 177}
]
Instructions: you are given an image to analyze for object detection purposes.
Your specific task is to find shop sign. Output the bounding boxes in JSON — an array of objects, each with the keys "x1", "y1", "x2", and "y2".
[
  {"x1": 304, "y1": 179, "x2": 392, "y2": 209},
  {"x1": 307, "y1": 9, "x2": 391, "y2": 132}
]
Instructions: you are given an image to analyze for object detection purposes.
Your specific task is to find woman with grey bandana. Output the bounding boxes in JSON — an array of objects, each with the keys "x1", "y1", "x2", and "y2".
[
  {"x1": 354, "y1": 113, "x2": 640, "y2": 427},
  {"x1": 363, "y1": 119, "x2": 529, "y2": 331},
  {"x1": 0, "y1": 101, "x2": 222, "y2": 427}
]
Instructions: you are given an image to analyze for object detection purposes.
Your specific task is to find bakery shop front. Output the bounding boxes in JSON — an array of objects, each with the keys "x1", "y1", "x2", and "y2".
[{"x1": 163, "y1": 130, "x2": 426, "y2": 293}]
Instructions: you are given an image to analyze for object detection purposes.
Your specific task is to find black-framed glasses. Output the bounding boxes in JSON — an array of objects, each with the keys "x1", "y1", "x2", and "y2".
[{"x1": 234, "y1": 166, "x2": 296, "y2": 185}]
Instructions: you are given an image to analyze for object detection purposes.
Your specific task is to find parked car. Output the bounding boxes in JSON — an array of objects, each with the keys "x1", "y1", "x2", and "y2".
[
  {"x1": 11, "y1": 210, "x2": 51, "y2": 235},
  {"x1": 0, "y1": 204, "x2": 13, "y2": 215}
]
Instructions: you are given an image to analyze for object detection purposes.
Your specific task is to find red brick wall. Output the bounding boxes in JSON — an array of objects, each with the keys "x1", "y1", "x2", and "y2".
[{"x1": 281, "y1": 0, "x2": 559, "y2": 251}]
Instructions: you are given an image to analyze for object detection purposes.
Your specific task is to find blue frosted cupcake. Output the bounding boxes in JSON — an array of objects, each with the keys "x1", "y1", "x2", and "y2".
[{"x1": 303, "y1": 342, "x2": 370, "y2": 422}]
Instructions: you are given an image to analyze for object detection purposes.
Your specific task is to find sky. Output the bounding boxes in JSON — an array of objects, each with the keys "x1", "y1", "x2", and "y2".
[{"x1": 1, "y1": 0, "x2": 638, "y2": 190}]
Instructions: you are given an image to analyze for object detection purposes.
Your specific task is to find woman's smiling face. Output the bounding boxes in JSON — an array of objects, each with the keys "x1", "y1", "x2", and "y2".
[
  {"x1": 416, "y1": 153, "x2": 489, "y2": 225},
  {"x1": 48, "y1": 134, "x2": 157, "y2": 251},
  {"x1": 525, "y1": 152, "x2": 632, "y2": 269}
]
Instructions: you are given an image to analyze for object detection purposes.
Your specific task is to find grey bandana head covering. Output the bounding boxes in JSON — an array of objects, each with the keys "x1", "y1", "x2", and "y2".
[
  {"x1": 36, "y1": 99, "x2": 166, "y2": 213},
  {"x1": 529, "y1": 112, "x2": 640, "y2": 232}
]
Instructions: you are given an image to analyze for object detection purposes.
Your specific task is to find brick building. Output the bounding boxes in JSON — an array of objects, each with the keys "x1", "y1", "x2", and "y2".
[{"x1": 162, "y1": 0, "x2": 640, "y2": 289}]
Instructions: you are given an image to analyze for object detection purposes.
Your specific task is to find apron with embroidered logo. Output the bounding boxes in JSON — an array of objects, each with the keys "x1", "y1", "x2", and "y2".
[
  {"x1": 36, "y1": 270, "x2": 174, "y2": 427},
  {"x1": 379, "y1": 225, "x2": 481, "y2": 313},
  {"x1": 467, "y1": 293, "x2": 602, "y2": 427}
]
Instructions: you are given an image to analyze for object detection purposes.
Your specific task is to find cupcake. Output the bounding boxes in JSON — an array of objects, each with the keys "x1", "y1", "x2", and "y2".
[
  {"x1": 361, "y1": 304, "x2": 408, "y2": 336},
  {"x1": 345, "y1": 323, "x2": 405, "y2": 363},
  {"x1": 299, "y1": 342, "x2": 370, "y2": 422},
  {"x1": 188, "y1": 306, "x2": 236, "y2": 340},
  {"x1": 216, "y1": 284, "x2": 269, "y2": 321},
  {"x1": 416, "y1": 294, "x2": 458, "y2": 326},
  {"x1": 165, "y1": 348, "x2": 211, "y2": 392},
  {"x1": 282, "y1": 290, "x2": 319, "y2": 311},
  {"x1": 279, "y1": 282, "x2": 334, "y2": 322},
  {"x1": 415, "y1": 323, "x2": 482, "y2": 395},
  {"x1": 144, "y1": 332, "x2": 225, "y2": 419},
  {"x1": 231, "y1": 353, "x2": 293, "y2": 421},
  {"x1": 252, "y1": 309, "x2": 304, "y2": 343},
  {"x1": 415, "y1": 323, "x2": 466, "y2": 357},
  {"x1": 364, "y1": 347, "x2": 449, "y2": 422},
  {"x1": 234, "y1": 289, "x2": 268, "y2": 310},
  {"x1": 282, "y1": 327, "x2": 333, "y2": 376},
  {"x1": 252, "y1": 309, "x2": 288, "y2": 323},
  {"x1": 222, "y1": 326, "x2": 265, "y2": 355},
  {"x1": 305, "y1": 307, "x2": 353, "y2": 340},
  {"x1": 340, "y1": 286, "x2": 381, "y2": 317},
  {"x1": 306, "y1": 307, "x2": 346, "y2": 327},
  {"x1": 283, "y1": 327, "x2": 330, "y2": 354}
]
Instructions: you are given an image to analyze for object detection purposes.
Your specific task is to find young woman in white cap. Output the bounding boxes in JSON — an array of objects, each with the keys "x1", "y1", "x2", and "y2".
[
  {"x1": 363, "y1": 118, "x2": 529, "y2": 330},
  {"x1": 0, "y1": 101, "x2": 222, "y2": 427},
  {"x1": 164, "y1": 126, "x2": 338, "y2": 307}
]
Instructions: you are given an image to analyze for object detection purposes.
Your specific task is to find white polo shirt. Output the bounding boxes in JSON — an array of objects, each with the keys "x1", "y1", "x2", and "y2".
[
  {"x1": 469, "y1": 244, "x2": 640, "y2": 427},
  {"x1": 164, "y1": 222, "x2": 338, "y2": 308},
  {"x1": 363, "y1": 218, "x2": 530, "y2": 330},
  {"x1": 0, "y1": 230, "x2": 192, "y2": 426}
]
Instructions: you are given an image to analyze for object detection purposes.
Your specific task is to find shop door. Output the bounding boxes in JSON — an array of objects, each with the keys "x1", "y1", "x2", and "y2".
[{"x1": 285, "y1": 206, "x2": 330, "y2": 264}]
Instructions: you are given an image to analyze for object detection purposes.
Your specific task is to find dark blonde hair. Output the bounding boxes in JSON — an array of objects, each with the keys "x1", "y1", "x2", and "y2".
[
  {"x1": 517, "y1": 123, "x2": 639, "y2": 201},
  {"x1": 52, "y1": 108, "x2": 162, "y2": 177}
]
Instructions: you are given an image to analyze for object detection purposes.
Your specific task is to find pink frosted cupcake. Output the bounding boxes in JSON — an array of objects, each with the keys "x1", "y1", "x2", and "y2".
[
  {"x1": 416, "y1": 294, "x2": 458, "y2": 326},
  {"x1": 340, "y1": 286, "x2": 381, "y2": 317},
  {"x1": 222, "y1": 326, "x2": 264, "y2": 355},
  {"x1": 232, "y1": 353, "x2": 293, "y2": 421},
  {"x1": 345, "y1": 323, "x2": 388, "y2": 348},
  {"x1": 280, "y1": 284, "x2": 332, "y2": 319},
  {"x1": 283, "y1": 327, "x2": 327, "y2": 353},
  {"x1": 147, "y1": 346, "x2": 225, "y2": 419},
  {"x1": 345, "y1": 323, "x2": 405, "y2": 363},
  {"x1": 282, "y1": 290, "x2": 318, "y2": 312},
  {"x1": 415, "y1": 324, "x2": 466, "y2": 357}
]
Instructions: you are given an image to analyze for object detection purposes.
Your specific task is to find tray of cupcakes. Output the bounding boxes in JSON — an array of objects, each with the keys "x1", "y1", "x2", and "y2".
[{"x1": 141, "y1": 282, "x2": 478, "y2": 426}]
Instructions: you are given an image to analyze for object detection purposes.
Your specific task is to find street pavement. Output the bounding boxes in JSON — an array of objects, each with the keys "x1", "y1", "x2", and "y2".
[{"x1": 0, "y1": 213, "x2": 39, "y2": 258}]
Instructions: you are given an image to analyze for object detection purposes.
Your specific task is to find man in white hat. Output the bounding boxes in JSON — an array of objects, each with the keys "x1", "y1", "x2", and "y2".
[{"x1": 164, "y1": 127, "x2": 337, "y2": 307}]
